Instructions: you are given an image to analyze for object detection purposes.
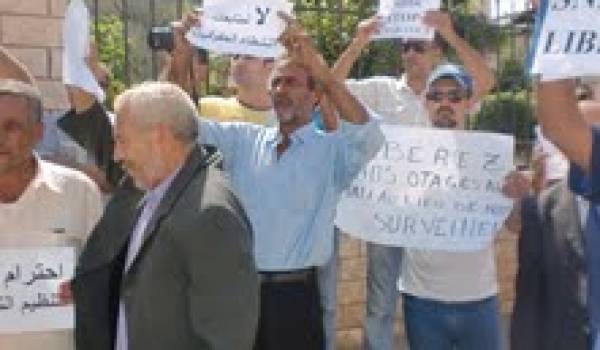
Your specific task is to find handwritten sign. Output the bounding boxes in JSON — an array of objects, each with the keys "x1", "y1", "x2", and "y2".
[
  {"x1": 336, "y1": 126, "x2": 514, "y2": 251},
  {"x1": 374, "y1": 0, "x2": 440, "y2": 40},
  {"x1": 528, "y1": 0, "x2": 600, "y2": 80},
  {"x1": 0, "y1": 247, "x2": 74, "y2": 333},
  {"x1": 186, "y1": 0, "x2": 293, "y2": 58}
]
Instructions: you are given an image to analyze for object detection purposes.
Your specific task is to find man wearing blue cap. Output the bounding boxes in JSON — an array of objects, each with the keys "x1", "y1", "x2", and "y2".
[
  {"x1": 327, "y1": 12, "x2": 496, "y2": 350},
  {"x1": 400, "y1": 63, "x2": 503, "y2": 350}
]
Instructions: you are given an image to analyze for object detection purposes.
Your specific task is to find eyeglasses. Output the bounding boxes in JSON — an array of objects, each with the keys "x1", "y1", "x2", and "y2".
[
  {"x1": 398, "y1": 41, "x2": 427, "y2": 54},
  {"x1": 425, "y1": 90, "x2": 467, "y2": 103}
]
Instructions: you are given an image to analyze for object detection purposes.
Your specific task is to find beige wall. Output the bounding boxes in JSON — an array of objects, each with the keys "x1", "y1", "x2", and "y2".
[
  {"x1": 335, "y1": 233, "x2": 517, "y2": 349},
  {"x1": 0, "y1": 0, "x2": 68, "y2": 109}
]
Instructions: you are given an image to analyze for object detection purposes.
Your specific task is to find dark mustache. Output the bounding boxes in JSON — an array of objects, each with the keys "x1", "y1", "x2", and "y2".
[{"x1": 436, "y1": 106, "x2": 454, "y2": 115}]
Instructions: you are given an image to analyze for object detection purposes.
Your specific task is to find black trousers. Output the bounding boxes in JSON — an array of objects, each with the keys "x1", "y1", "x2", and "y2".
[{"x1": 253, "y1": 269, "x2": 324, "y2": 350}]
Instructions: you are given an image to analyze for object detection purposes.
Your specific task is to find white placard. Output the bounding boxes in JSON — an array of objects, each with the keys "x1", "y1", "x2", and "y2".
[
  {"x1": 336, "y1": 126, "x2": 514, "y2": 251},
  {"x1": 529, "y1": 0, "x2": 600, "y2": 80},
  {"x1": 62, "y1": 0, "x2": 105, "y2": 103},
  {"x1": 186, "y1": 0, "x2": 293, "y2": 58},
  {"x1": 0, "y1": 247, "x2": 75, "y2": 333},
  {"x1": 374, "y1": 0, "x2": 441, "y2": 40}
]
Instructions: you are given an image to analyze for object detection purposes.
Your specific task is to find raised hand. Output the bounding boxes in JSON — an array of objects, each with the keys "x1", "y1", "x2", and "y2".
[
  {"x1": 422, "y1": 10, "x2": 455, "y2": 39},
  {"x1": 502, "y1": 170, "x2": 533, "y2": 200},
  {"x1": 355, "y1": 16, "x2": 381, "y2": 46},
  {"x1": 278, "y1": 11, "x2": 332, "y2": 84}
]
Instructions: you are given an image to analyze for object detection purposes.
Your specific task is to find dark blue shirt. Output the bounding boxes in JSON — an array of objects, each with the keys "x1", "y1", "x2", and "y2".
[{"x1": 570, "y1": 126, "x2": 600, "y2": 350}]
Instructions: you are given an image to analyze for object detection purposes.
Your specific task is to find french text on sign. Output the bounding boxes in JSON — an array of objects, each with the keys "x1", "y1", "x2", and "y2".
[{"x1": 335, "y1": 126, "x2": 514, "y2": 251}]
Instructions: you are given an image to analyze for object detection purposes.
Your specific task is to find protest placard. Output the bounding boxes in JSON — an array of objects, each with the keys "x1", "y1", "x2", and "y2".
[
  {"x1": 186, "y1": 0, "x2": 293, "y2": 58},
  {"x1": 0, "y1": 247, "x2": 75, "y2": 333},
  {"x1": 336, "y1": 126, "x2": 514, "y2": 251},
  {"x1": 374, "y1": 0, "x2": 440, "y2": 40},
  {"x1": 62, "y1": 0, "x2": 105, "y2": 103},
  {"x1": 528, "y1": 0, "x2": 600, "y2": 80}
]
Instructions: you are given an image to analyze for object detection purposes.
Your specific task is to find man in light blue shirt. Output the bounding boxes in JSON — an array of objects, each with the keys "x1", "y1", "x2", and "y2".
[{"x1": 189, "y1": 15, "x2": 385, "y2": 350}]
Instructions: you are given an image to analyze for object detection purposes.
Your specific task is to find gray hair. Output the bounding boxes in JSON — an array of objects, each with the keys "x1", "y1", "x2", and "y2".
[
  {"x1": 0, "y1": 79, "x2": 42, "y2": 124},
  {"x1": 114, "y1": 81, "x2": 199, "y2": 143}
]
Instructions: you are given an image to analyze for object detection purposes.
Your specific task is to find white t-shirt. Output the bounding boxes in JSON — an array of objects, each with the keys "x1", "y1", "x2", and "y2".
[
  {"x1": 347, "y1": 75, "x2": 499, "y2": 302},
  {"x1": 346, "y1": 75, "x2": 430, "y2": 127},
  {"x1": 401, "y1": 244, "x2": 499, "y2": 302},
  {"x1": 0, "y1": 158, "x2": 103, "y2": 350}
]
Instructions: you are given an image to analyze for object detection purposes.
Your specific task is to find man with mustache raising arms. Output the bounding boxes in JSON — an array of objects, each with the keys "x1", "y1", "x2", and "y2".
[{"x1": 186, "y1": 12, "x2": 385, "y2": 350}]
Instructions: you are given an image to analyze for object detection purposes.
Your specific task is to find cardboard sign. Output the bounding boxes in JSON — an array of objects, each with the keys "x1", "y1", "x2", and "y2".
[
  {"x1": 0, "y1": 247, "x2": 74, "y2": 333},
  {"x1": 186, "y1": 0, "x2": 293, "y2": 58},
  {"x1": 529, "y1": 0, "x2": 600, "y2": 80},
  {"x1": 336, "y1": 126, "x2": 514, "y2": 251},
  {"x1": 374, "y1": 0, "x2": 441, "y2": 40}
]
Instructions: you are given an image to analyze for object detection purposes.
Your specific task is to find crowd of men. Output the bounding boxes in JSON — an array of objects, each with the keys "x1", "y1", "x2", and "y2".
[{"x1": 1, "y1": 7, "x2": 600, "y2": 350}]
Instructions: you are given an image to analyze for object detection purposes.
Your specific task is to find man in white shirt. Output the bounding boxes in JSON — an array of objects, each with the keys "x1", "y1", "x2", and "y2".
[
  {"x1": 0, "y1": 48, "x2": 103, "y2": 350},
  {"x1": 325, "y1": 11, "x2": 495, "y2": 350},
  {"x1": 401, "y1": 63, "x2": 501, "y2": 350}
]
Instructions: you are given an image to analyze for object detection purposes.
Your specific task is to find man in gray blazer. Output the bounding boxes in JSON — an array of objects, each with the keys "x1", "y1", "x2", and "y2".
[
  {"x1": 511, "y1": 179, "x2": 588, "y2": 350},
  {"x1": 71, "y1": 81, "x2": 259, "y2": 350}
]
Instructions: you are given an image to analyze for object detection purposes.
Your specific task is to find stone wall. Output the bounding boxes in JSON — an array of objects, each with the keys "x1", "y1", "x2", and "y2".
[
  {"x1": 0, "y1": 0, "x2": 68, "y2": 110},
  {"x1": 335, "y1": 232, "x2": 518, "y2": 349}
]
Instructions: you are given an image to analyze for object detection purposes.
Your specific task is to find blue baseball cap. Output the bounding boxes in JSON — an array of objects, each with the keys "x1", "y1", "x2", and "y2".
[{"x1": 426, "y1": 63, "x2": 473, "y2": 97}]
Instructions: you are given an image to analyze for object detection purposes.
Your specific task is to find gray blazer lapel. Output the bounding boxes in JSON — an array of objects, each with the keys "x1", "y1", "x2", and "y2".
[
  {"x1": 122, "y1": 146, "x2": 207, "y2": 279},
  {"x1": 76, "y1": 180, "x2": 143, "y2": 275},
  {"x1": 550, "y1": 182, "x2": 585, "y2": 257}
]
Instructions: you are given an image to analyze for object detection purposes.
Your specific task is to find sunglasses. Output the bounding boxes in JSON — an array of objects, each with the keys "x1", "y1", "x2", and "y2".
[
  {"x1": 397, "y1": 41, "x2": 427, "y2": 54},
  {"x1": 231, "y1": 54, "x2": 274, "y2": 63},
  {"x1": 425, "y1": 90, "x2": 467, "y2": 103}
]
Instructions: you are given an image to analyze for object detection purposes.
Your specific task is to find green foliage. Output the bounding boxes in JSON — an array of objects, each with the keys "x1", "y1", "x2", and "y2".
[
  {"x1": 496, "y1": 58, "x2": 528, "y2": 91},
  {"x1": 94, "y1": 15, "x2": 126, "y2": 108},
  {"x1": 92, "y1": 0, "x2": 536, "y2": 147},
  {"x1": 451, "y1": 12, "x2": 506, "y2": 52},
  {"x1": 472, "y1": 90, "x2": 534, "y2": 141}
]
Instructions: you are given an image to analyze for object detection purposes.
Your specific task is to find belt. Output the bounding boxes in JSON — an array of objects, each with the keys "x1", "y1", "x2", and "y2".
[{"x1": 259, "y1": 267, "x2": 316, "y2": 284}]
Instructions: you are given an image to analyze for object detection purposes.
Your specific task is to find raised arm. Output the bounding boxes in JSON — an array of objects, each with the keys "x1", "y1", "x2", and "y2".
[
  {"x1": 67, "y1": 43, "x2": 106, "y2": 113},
  {"x1": 424, "y1": 11, "x2": 495, "y2": 102},
  {"x1": 317, "y1": 17, "x2": 380, "y2": 131},
  {"x1": 332, "y1": 16, "x2": 380, "y2": 80},
  {"x1": 0, "y1": 46, "x2": 35, "y2": 83},
  {"x1": 536, "y1": 79, "x2": 593, "y2": 174},
  {"x1": 163, "y1": 14, "x2": 198, "y2": 96},
  {"x1": 280, "y1": 13, "x2": 370, "y2": 125}
]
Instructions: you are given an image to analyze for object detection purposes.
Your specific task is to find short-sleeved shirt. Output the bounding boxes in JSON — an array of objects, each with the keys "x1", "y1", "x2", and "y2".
[
  {"x1": 200, "y1": 96, "x2": 275, "y2": 125},
  {"x1": 347, "y1": 75, "x2": 498, "y2": 302},
  {"x1": 0, "y1": 158, "x2": 103, "y2": 350},
  {"x1": 199, "y1": 116, "x2": 384, "y2": 271},
  {"x1": 345, "y1": 75, "x2": 430, "y2": 127},
  {"x1": 569, "y1": 126, "x2": 600, "y2": 349}
]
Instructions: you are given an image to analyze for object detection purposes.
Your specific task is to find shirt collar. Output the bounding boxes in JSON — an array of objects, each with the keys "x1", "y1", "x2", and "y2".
[
  {"x1": 266, "y1": 121, "x2": 317, "y2": 146},
  {"x1": 398, "y1": 74, "x2": 410, "y2": 90},
  {"x1": 30, "y1": 155, "x2": 62, "y2": 193},
  {"x1": 140, "y1": 164, "x2": 182, "y2": 208}
]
